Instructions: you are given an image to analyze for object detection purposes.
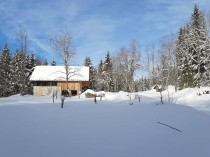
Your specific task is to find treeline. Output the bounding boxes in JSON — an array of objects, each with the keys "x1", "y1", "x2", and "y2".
[
  {"x1": 144, "y1": 4, "x2": 210, "y2": 90},
  {"x1": 83, "y1": 40, "x2": 141, "y2": 92},
  {"x1": 85, "y1": 5, "x2": 210, "y2": 92},
  {"x1": 140, "y1": 4, "x2": 210, "y2": 91}
]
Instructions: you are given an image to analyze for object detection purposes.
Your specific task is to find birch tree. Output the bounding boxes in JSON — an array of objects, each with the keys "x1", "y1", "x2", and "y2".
[
  {"x1": 128, "y1": 40, "x2": 141, "y2": 92},
  {"x1": 145, "y1": 45, "x2": 157, "y2": 88},
  {"x1": 159, "y1": 35, "x2": 177, "y2": 90},
  {"x1": 111, "y1": 40, "x2": 141, "y2": 92}
]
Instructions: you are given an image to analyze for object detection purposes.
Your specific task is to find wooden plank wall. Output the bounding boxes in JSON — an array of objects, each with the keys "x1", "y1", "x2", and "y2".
[
  {"x1": 82, "y1": 81, "x2": 90, "y2": 87},
  {"x1": 57, "y1": 81, "x2": 82, "y2": 93},
  {"x1": 33, "y1": 81, "x2": 90, "y2": 96}
]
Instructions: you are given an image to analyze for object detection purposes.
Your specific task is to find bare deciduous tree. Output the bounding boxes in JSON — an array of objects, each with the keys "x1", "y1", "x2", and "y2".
[
  {"x1": 17, "y1": 25, "x2": 27, "y2": 53},
  {"x1": 145, "y1": 45, "x2": 157, "y2": 88},
  {"x1": 159, "y1": 35, "x2": 177, "y2": 89},
  {"x1": 50, "y1": 31, "x2": 76, "y2": 92},
  {"x1": 16, "y1": 25, "x2": 32, "y2": 95},
  {"x1": 111, "y1": 40, "x2": 141, "y2": 92}
]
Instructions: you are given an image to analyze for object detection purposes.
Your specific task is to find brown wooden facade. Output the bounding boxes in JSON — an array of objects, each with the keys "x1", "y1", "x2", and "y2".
[
  {"x1": 57, "y1": 81, "x2": 90, "y2": 93},
  {"x1": 32, "y1": 81, "x2": 90, "y2": 96}
]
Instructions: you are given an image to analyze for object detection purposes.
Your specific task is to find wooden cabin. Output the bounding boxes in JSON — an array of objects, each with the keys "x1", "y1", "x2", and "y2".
[{"x1": 30, "y1": 66, "x2": 90, "y2": 96}]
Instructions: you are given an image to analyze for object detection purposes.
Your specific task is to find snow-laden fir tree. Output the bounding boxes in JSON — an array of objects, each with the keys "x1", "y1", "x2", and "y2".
[
  {"x1": 18, "y1": 51, "x2": 29, "y2": 95},
  {"x1": 190, "y1": 4, "x2": 209, "y2": 87},
  {"x1": 11, "y1": 50, "x2": 21, "y2": 94},
  {"x1": 11, "y1": 50, "x2": 36, "y2": 95},
  {"x1": 95, "y1": 53, "x2": 114, "y2": 92},
  {"x1": 0, "y1": 44, "x2": 13, "y2": 97},
  {"x1": 102, "y1": 52, "x2": 114, "y2": 92},
  {"x1": 11, "y1": 50, "x2": 34, "y2": 95},
  {"x1": 25, "y1": 53, "x2": 36, "y2": 94},
  {"x1": 176, "y1": 4, "x2": 210, "y2": 88},
  {"x1": 25, "y1": 53, "x2": 35, "y2": 77},
  {"x1": 177, "y1": 24, "x2": 196, "y2": 88},
  {"x1": 96, "y1": 59, "x2": 105, "y2": 91},
  {"x1": 84, "y1": 56, "x2": 97, "y2": 90}
]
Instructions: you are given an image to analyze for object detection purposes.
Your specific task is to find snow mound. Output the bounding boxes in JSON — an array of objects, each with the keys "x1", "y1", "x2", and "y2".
[
  {"x1": 80, "y1": 89, "x2": 96, "y2": 98},
  {"x1": 80, "y1": 90, "x2": 132, "y2": 101}
]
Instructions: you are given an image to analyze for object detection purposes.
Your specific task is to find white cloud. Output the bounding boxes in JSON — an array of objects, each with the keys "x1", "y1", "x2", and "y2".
[{"x1": 1, "y1": 0, "x2": 210, "y2": 65}]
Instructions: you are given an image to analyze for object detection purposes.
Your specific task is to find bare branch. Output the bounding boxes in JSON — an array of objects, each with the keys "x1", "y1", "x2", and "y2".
[
  {"x1": 156, "y1": 122, "x2": 182, "y2": 132},
  {"x1": 16, "y1": 24, "x2": 27, "y2": 53}
]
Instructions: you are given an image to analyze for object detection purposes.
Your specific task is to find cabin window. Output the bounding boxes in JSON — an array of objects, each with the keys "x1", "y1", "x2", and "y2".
[{"x1": 35, "y1": 81, "x2": 57, "y2": 86}]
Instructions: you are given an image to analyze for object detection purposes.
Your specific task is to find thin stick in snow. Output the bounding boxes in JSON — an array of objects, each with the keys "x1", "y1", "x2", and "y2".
[{"x1": 156, "y1": 122, "x2": 182, "y2": 132}]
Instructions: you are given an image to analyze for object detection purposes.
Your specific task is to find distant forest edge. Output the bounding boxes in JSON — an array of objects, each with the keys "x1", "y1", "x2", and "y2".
[{"x1": 0, "y1": 4, "x2": 210, "y2": 97}]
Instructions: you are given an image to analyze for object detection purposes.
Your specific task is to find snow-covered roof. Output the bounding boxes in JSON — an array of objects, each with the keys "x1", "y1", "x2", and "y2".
[{"x1": 30, "y1": 66, "x2": 89, "y2": 81}]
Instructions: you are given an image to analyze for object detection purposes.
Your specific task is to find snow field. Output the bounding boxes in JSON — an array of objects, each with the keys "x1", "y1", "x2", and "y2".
[{"x1": 0, "y1": 87, "x2": 210, "y2": 157}]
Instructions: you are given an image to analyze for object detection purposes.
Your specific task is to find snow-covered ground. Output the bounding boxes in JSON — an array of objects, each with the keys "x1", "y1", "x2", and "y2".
[{"x1": 0, "y1": 87, "x2": 210, "y2": 157}]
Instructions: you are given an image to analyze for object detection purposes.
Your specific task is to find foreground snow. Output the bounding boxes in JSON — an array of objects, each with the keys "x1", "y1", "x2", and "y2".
[{"x1": 0, "y1": 87, "x2": 210, "y2": 157}]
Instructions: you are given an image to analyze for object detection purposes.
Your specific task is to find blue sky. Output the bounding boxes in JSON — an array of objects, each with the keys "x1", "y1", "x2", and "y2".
[{"x1": 0, "y1": 0, "x2": 210, "y2": 66}]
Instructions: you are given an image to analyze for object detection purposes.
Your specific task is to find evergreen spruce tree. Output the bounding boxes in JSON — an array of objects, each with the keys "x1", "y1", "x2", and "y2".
[
  {"x1": 176, "y1": 4, "x2": 210, "y2": 88},
  {"x1": 204, "y1": 37, "x2": 210, "y2": 85},
  {"x1": 0, "y1": 44, "x2": 13, "y2": 97},
  {"x1": 190, "y1": 4, "x2": 209, "y2": 87},
  {"x1": 176, "y1": 27, "x2": 184, "y2": 88},
  {"x1": 29, "y1": 53, "x2": 36, "y2": 73},
  {"x1": 103, "y1": 52, "x2": 114, "y2": 92},
  {"x1": 25, "y1": 53, "x2": 36, "y2": 94},
  {"x1": 18, "y1": 51, "x2": 28, "y2": 95},
  {"x1": 176, "y1": 26, "x2": 194, "y2": 88},
  {"x1": 51, "y1": 59, "x2": 56, "y2": 66},
  {"x1": 98, "y1": 60, "x2": 103, "y2": 75},
  {"x1": 96, "y1": 59, "x2": 105, "y2": 91},
  {"x1": 11, "y1": 50, "x2": 21, "y2": 94},
  {"x1": 84, "y1": 57, "x2": 97, "y2": 90},
  {"x1": 11, "y1": 51, "x2": 37, "y2": 96}
]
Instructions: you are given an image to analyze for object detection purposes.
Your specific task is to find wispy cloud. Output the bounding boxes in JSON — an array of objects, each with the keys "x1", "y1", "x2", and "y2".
[{"x1": 0, "y1": 0, "x2": 210, "y2": 65}]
